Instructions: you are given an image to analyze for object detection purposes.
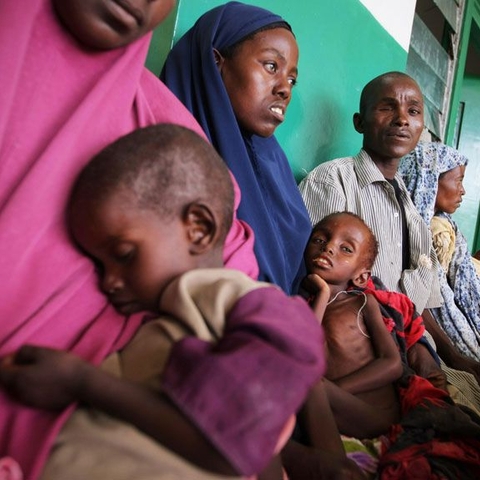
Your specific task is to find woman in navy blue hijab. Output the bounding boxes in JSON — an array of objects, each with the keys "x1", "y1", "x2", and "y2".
[{"x1": 161, "y1": 1, "x2": 312, "y2": 294}]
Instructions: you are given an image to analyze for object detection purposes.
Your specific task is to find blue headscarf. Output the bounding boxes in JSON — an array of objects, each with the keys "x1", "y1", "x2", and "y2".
[
  {"x1": 400, "y1": 142, "x2": 480, "y2": 360},
  {"x1": 161, "y1": 1, "x2": 312, "y2": 294}
]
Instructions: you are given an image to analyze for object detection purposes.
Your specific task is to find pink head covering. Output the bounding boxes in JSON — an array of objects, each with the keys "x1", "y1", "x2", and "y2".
[{"x1": 0, "y1": 0, "x2": 256, "y2": 477}]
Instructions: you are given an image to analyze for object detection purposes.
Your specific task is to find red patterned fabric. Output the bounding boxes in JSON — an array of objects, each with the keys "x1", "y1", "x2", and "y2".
[{"x1": 362, "y1": 280, "x2": 480, "y2": 479}]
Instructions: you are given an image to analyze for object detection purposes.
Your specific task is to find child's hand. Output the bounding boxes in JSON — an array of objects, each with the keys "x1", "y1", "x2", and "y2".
[
  {"x1": 302, "y1": 273, "x2": 330, "y2": 296},
  {"x1": 302, "y1": 274, "x2": 330, "y2": 322},
  {"x1": 0, "y1": 345, "x2": 89, "y2": 410}
]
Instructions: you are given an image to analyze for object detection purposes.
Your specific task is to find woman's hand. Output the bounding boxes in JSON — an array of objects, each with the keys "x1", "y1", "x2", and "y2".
[
  {"x1": 448, "y1": 353, "x2": 480, "y2": 385},
  {"x1": 407, "y1": 342, "x2": 447, "y2": 391},
  {"x1": 0, "y1": 345, "x2": 89, "y2": 410}
]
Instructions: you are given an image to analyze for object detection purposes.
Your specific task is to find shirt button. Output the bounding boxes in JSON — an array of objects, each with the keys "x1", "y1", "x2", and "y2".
[
  {"x1": 394, "y1": 212, "x2": 399, "y2": 218},
  {"x1": 397, "y1": 243, "x2": 401, "y2": 247}
]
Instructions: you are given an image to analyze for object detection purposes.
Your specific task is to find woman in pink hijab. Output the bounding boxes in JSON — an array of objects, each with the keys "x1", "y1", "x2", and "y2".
[{"x1": 0, "y1": 0, "x2": 256, "y2": 477}]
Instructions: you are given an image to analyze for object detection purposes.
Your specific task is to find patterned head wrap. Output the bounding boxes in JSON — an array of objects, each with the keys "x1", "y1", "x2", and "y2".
[{"x1": 399, "y1": 142, "x2": 468, "y2": 225}]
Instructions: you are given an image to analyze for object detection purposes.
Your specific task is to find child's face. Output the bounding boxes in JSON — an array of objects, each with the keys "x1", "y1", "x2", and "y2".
[
  {"x1": 435, "y1": 165, "x2": 466, "y2": 214},
  {"x1": 218, "y1": 28, "x2": 298, "y2": 138},
  {"x1": 356, "y1": 76, "x2": 424, "y2": 163},
  {"x1": 304, "y1": 214, "x2": 370, "y2": 287},
  {"x1": 53, "y1": 0, "x2": 176, "y2": 50},
  {"x1": 70, "y1": 189, "x2": 194, "y2": 315}
]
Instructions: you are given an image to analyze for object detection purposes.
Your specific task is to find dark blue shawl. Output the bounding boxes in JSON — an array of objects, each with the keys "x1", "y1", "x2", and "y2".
[{"x1": 161, "y1": 1, "x2": 312, "y2": 294}]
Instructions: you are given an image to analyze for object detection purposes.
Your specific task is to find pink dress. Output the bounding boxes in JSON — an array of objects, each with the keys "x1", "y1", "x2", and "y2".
[{"x1": 0, "y1": 1, "x2": 257, "y2": 478}]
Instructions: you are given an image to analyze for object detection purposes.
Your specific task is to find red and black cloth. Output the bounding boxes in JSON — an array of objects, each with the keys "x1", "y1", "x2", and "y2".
[{"x1": 365, "y1": 277, "x2": 480, "y2": 479}]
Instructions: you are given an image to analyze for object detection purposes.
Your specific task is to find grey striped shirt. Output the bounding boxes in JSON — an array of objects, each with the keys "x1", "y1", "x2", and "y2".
[{"x1": 299, "y1": 149, "x2": 442, "y2": 312}]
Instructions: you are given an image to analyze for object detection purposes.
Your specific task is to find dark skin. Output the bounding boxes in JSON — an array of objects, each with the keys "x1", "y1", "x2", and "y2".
[
  {"x1": 427, "y1": 165, "x2": 480, "y2": 383},
  {"x1": 215, "y1": 27, "x2": 298, "y2": 138},
  {"x1": 0, "y1": 185, "x2": 321, "y2": 480},
  {"x1": 282, "y1": 380, "x2": 367, "y2": 480},
  {"x1": 354, "y1": 73, "x2": 480, "y2": 384},
  {"x1": 281, "y1": 215, "x2": 402, "y2": 480},
  {"x1": 0, "y1": 190, "x2": 241, "y2": 475},
  {"x1": 0, "y1": 3, "x2": 246, "y2": 477},
  {"x1": 353, "y1": 73, "x2": 424, "y2": 179},
  {"x1": 421, "y1": 310, "x2": 480, "y2": 383},
  {"x1": 52, "y1": 0, "x2": 176, "y2": 50},
  {"x1": 434, "y1": 166, "x2": 466, "y2": 215},
  {"x1": 304, "y1": 214, "x2": 403, "y2": 439},
  {"x1": 0, "y1": 344, "x2": 237, "y2": 474},
  {"x1": 423, "y1": 165, "x2": 480, "y2": 382}
]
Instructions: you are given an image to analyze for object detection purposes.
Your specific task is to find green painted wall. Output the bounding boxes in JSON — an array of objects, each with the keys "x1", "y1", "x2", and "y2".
[
  {"x1": 453, "y1": 74, "x2": 480, "y2": 253},
  {"x1": 441, "y1": 0, "x2": 480, "y2": 254},
  {"x1": 145, "y1": 3, "x2": 179, "y2": 76},
  {"x1": 147, "y1": 0, "x2": 407, "y2": 181}
]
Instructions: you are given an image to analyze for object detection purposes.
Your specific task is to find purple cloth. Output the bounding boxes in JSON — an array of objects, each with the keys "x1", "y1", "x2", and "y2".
[
  {"x1": 162, "y1": 286, "x2": 325, "y2": 475},
  {"x1": 0, "y1": 0, "x2": 256, "y2": 477}
]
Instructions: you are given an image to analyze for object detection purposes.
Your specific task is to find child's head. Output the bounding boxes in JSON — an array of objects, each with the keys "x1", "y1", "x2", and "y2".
[
  {"x1": 53, "y1": 0, "x2": 176, "y2": 50},
  {"x1": 353, "y1": 71, "x2": 424, "y2": 163},
  {"x1": 68, "y1": 124, "x2": 233, "y2": 315},
  {"x1": 304, "y1": 212, "x2": 378, "y2": 289}
]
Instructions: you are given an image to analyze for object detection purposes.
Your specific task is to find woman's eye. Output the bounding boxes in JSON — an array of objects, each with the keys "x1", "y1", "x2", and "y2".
[
  {"x1": 341, "y1": 246, "x2": 353, "y2": 253},
  {"x1": 288, "y1": 77, "x2": 297, "y2": 87},
  {"x1": 265, "y1": 62, "x2": 277, "y2": 73}
]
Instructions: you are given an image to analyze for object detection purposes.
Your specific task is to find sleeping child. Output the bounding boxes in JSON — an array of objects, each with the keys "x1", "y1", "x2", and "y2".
[{"x1": 0, "y1": 124, "x2": 326, "y2": 480}]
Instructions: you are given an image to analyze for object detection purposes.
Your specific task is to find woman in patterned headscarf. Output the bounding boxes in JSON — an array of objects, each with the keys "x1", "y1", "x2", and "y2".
[{"x1": 400, "y1": 142, "x2": 480, "y2": 362}]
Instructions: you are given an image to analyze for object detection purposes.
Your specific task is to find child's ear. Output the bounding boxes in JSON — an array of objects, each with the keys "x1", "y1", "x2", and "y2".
[
  {"x1": 353, "y1": 112, "x2": 364, "y2": 134},
  {"x1": 184, "y1": 203, "x2": 218, "y2": 255},
  {"x1": 352, "y1": 269, "x2": 370, "y2": 288}
]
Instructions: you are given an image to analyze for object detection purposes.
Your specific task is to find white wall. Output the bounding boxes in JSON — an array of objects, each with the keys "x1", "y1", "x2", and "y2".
[{"x1": 359, "y1": 0, "x2": 417, "y2": 51}]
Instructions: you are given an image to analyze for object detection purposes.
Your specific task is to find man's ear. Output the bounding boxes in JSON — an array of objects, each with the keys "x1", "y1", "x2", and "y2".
[
  {"x1": 213, "y1": 48, "x2": 225, "y2": 72},
  {"x1": 184, "y1": 203, "x2": 218, "y2": 255},
  {"x1": 352, "y1": 268, "x2": 370, "y2": 288},
  {"x1": 353, "y1": 112, "x2": 364, "y2": 134}
]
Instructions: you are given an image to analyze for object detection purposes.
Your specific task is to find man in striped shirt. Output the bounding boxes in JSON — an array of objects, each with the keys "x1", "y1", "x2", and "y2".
[{"x1": 299, "y1": 71, "x2": 480, "y2": 388}]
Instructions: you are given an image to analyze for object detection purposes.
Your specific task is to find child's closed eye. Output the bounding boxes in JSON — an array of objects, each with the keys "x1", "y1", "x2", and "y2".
[{"x1": 112, "y1": 243, "x2": 135, "y2": 263}]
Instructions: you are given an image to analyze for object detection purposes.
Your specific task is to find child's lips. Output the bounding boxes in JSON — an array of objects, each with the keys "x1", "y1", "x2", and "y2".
[
  {"x1": 111, "y1": 299, "x2": 138, "y2": 315},
  {"x1": 312, "y1": 255, "x2": 332, "y2": 268}
]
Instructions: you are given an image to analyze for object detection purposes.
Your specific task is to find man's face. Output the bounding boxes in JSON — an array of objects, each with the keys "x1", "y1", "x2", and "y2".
[{"x1": 354, "y1": 76, "x2": 425, "y2": 164}]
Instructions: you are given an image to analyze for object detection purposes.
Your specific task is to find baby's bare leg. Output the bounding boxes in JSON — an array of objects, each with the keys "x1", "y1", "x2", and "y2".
[
  {"x1": 324, "y1": 379, "x2": 398, "y2": 439},
  {"x1": 282, "y1": 379, "x2": 366, "y2": 479},
  {"x1": 302, "y1": 379, "x2": 345, "y2": 452}
]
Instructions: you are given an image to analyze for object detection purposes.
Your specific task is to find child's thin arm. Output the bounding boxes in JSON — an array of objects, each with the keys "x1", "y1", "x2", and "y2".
[
  {"x1": 0, "y1": 287, "x2": 325, "y2": 478},
  {"x1": 334, "y1": 296, "x2": 403, "y2": 395},
  {"x1": 0, "y1": 345, "x2": 236, "y2": 475}
]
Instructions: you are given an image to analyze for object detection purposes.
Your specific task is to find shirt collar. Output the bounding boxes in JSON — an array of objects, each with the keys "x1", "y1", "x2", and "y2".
[{"x1": 354, "y1": 149, "x2": 406, "y2": 188}]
